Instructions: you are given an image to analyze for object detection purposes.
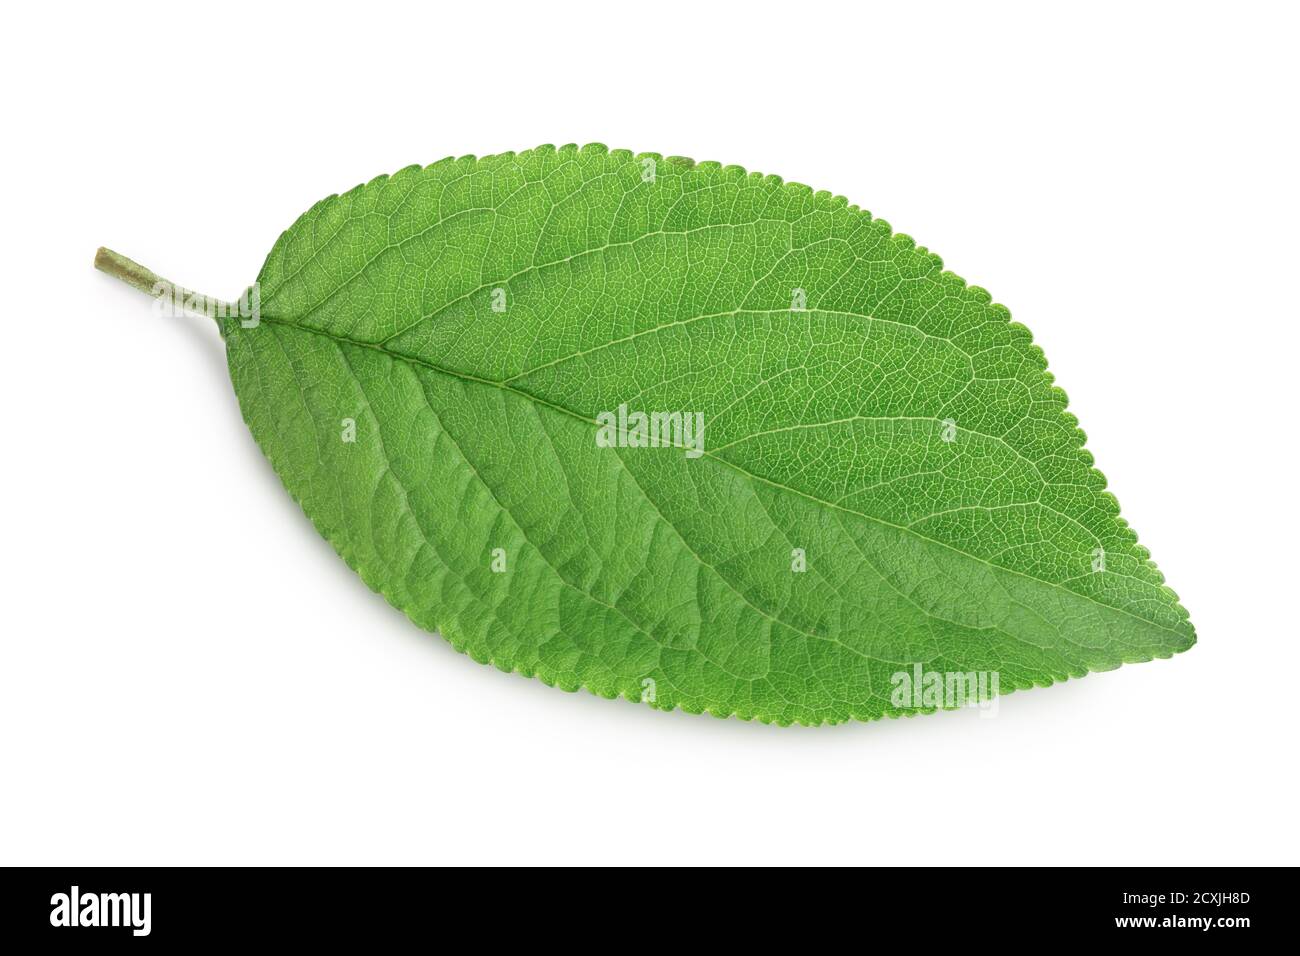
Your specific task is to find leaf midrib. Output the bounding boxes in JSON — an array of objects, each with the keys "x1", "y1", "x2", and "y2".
[{"x1": 245, "y1": 314, "x2": 1189, "y2": 641}]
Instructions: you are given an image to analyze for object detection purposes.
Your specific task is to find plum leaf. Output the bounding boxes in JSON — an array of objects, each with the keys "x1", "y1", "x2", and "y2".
[{"x1": 96, "y1": 143, "x2": 1194, "y2": 725}]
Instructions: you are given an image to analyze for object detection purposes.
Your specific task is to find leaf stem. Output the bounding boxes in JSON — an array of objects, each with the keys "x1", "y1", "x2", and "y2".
[{"x1": 94, "y1": 247, "x2": 236, "y2": 317}]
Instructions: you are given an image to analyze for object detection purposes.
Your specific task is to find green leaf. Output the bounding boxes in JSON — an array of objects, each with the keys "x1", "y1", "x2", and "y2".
[{"x1": 116, "y1": 143, "x2": 1197, "y2": 725}]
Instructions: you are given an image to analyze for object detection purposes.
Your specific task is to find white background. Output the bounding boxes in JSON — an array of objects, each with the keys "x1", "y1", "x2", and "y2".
[{"x1": 2, "y1": 1, "x2": 1297, "y2": 866}]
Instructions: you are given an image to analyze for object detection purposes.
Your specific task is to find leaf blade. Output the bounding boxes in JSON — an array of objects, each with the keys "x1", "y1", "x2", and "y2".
[{"x1": 225, "y1": 143, "x2": 1193, "y2": 724}]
